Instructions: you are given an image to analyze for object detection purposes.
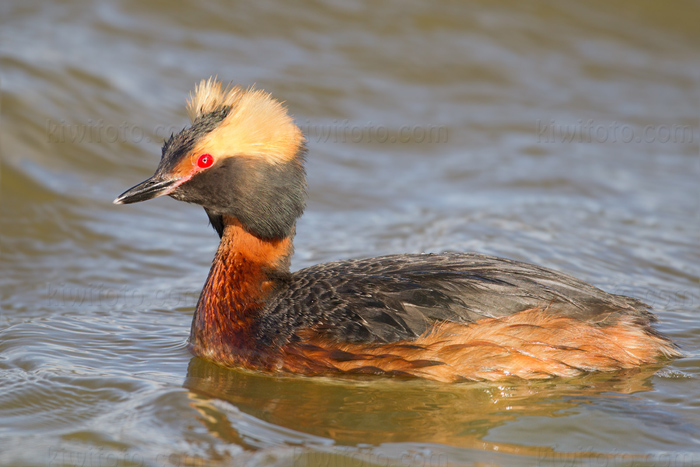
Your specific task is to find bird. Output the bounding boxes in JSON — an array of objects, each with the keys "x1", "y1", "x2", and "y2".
[{"x1": 114, "y1": 78, "x2": 679, "y2": 382}]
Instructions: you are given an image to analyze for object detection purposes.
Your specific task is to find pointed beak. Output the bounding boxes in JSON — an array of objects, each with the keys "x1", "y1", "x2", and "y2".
[{"x1": 113, "y1": 175, "x2": 182, "y2": 205}]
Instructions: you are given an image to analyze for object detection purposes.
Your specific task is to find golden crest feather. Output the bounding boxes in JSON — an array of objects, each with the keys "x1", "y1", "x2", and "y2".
[
  {"x1": 186, "y1": 78, "x2": 245, "y2": 121},
  {"x1": 186, "y1": 77, "x2": 304, "y2": 164}
]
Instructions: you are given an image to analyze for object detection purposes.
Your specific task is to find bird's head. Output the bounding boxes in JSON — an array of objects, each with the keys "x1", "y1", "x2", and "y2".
[{"x1": 114, "y1": 78, "x2": 307, "y2": 240}]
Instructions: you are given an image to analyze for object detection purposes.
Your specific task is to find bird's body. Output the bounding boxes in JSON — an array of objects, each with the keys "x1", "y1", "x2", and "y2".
[{"x1": 115, "y1": 79, "x2": 679, "y2": 382}]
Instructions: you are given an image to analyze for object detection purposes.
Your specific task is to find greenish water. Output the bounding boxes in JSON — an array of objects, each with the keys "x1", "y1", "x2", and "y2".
[{"x1": 1, "y1": 1, "x2": 699, "y2": 466}]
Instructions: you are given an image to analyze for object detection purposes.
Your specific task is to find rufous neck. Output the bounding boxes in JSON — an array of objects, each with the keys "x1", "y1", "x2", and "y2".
[
  {"x1": 215, "y1": 216, "x2": 293, "y2": 272},
  {"x1": 189, "y1": 216, "x2": 293, "y2": 363}
]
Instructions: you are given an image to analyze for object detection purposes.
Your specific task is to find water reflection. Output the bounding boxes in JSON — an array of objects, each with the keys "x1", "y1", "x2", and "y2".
[{"x1": 184, "y1": 357, "x2": 664, "y2": 450}]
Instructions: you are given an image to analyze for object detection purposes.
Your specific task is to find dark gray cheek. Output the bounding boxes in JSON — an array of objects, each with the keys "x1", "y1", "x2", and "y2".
[
  {"x1": 168, "y1": 191, "x2": 188, "y2": 202},
  {"x1": 170, "y1": 184, "x2": 208, "y2": 205},
  {"x1": 167, "y1": 168, "x2": 243, "y2": 211}
]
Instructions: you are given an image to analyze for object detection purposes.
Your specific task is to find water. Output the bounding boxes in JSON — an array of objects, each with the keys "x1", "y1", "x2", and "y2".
[{"x1": 1, "y1": 1, "x2": 699, "y2": 465}]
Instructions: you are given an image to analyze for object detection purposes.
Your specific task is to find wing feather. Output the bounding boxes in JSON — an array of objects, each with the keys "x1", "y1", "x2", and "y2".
[{"x1": 258, "y1": 253, "x2": 654, "y2": 346}]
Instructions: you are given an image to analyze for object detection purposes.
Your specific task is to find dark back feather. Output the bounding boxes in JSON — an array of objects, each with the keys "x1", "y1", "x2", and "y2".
[{"x1": 258, "y1": 253, "x2": 654, "y2": 346}]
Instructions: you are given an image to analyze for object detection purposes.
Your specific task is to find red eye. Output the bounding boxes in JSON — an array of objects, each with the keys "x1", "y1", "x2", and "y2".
[{"x1": 197, "y1": 154, "x2": 214, "y2": 169}]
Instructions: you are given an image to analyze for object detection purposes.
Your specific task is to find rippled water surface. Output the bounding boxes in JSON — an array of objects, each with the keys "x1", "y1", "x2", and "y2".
[{"x1": 1, "y1": 1, "x2": 699, "y2": 466}]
